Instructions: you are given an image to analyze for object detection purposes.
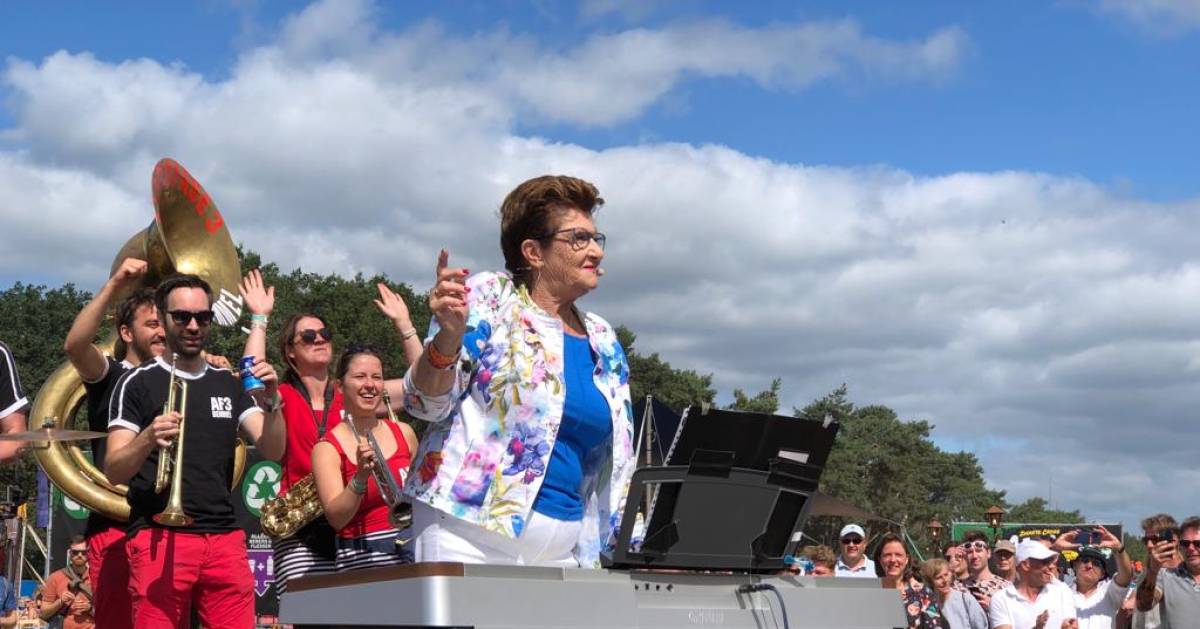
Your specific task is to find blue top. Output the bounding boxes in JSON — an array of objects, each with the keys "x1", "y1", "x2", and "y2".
[
  {"x1": 0, "y1": 576, "x2": 13, "y2": 613},
  {"x1": 532, "y1": 333, "x2": 613, "y2": 522}
]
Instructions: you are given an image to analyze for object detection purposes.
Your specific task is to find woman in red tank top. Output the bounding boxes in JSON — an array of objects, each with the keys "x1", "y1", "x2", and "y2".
[
  {"x1": 239, "y1": 271, "x2": 422, "y2": 587},
  {"x1": 312, "y1": 344, "x2": 420, "y2": 571}
]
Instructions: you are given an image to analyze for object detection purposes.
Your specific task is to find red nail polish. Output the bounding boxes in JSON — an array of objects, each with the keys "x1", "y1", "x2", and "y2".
[
  {"x1": 462, "y1": 269, "x2": 470, "y2": 275},
  {"x1": 465, "y1": 286, "x2": 471, "y2": 293}
]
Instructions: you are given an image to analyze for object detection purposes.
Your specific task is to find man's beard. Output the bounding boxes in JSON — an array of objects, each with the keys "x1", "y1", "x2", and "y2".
[{"x1": 167, "y1": 330, "x2": 206, "y2": 358}]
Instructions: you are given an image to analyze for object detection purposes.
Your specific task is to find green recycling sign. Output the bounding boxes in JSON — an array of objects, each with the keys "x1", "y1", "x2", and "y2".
[
  {"x1": 55, "y1": 488, "x2": 90, "y2": 520},
  {"x1": 241, "y1": 460, "x2": 281, "y2": 517}
]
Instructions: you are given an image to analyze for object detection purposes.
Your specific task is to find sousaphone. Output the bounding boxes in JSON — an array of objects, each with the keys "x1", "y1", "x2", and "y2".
[{"x1": 31, "y1": 158, "x2": 247, "y2": 521}]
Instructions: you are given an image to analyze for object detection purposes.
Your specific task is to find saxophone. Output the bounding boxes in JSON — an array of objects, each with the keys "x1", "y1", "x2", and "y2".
[{"x1": 260, "y1": 389, "x2": 408, "y2": 538}]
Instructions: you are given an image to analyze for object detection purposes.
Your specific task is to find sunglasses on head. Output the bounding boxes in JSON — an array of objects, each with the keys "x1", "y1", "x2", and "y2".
[
  {"x1": 294, "y1": 328, "x2": 333, "y2": 345},
  {"x1": 841, "y1": 536, "x2": 863, "y2": 545},
  {"x1": 167, "y1": 310, "x2": 214, "y2": 326}
]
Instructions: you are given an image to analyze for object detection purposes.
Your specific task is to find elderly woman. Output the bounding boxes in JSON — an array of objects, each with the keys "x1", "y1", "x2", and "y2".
[
  {"x1": 921, "y1": 558, "x2": 988, "y2": 629},
  {"x1": 875, "y1": 533, "x2": 943, "y2": 629},
  {"x1": 404, "y1": 175, "x2": 635, "y2": 567}
]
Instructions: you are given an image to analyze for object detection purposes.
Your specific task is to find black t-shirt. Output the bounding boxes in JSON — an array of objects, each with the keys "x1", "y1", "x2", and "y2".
[
  {"x1": 108, "y1": 356, "x2": 259, "y2": 534},
  {"x1": 82, "y1": 356, "x2": 134, "y2": 535},
  {"x1": 0, "y1": 341, "x2": 28, "y2": 420}
]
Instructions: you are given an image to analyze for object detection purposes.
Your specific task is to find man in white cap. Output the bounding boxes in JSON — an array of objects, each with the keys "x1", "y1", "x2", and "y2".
[
  {"x1": 989, "y1": 539, "x2": 1078, "y2": 629},
  {"x1": 835, "y1": 524, "x2": 875, "y2": 577}
]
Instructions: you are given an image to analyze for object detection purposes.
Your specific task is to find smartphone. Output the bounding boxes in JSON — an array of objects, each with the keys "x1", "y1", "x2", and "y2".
[
  {"x1": 1161, "y1": 529, "x2": 1176, "y2": 542},
  {"x1": 1076, "y1": 528, "x2": 1094, "y2": 546}
]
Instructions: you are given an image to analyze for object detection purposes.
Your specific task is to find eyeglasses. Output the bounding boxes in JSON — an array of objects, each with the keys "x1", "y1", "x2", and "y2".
[
  {"x1": 841, "y1": 536, "x2": 863, "y2": 545},
  {"x1": 294, "y1": 328, "x2": 333, "y2": 345},
  {"x1": 68, "y1": 549, "x2": 86, "y2": 556},
  {"x1": 960, "y1": 541, "x2": 989, "y2": 552},
  {"x1": 1178, "y1": 540, "x2": 1200, "y2": 549},
  {"x1": 1074, "y1": 557, "x2": 1104, "y2": 568},
  {"x1": 538, "y1": 227, "x2": 607, "y2": 251},
  {"x1": 167, "y1": 310, "x2": 215, "y2": 326}
]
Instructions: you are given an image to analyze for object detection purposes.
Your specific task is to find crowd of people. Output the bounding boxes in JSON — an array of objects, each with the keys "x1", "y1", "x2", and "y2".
[{"x1": 797, "y1": 516, "x2": 1200, "y2": 629}]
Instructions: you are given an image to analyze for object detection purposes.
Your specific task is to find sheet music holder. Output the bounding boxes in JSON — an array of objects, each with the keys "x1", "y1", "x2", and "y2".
[{"x1": 604, "y1": 407, "x2": 839, "y2": 573}]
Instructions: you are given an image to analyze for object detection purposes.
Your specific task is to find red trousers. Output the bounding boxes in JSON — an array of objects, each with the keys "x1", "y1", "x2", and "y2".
[
  {"x1": 126, "y1": 528, "x2": 254, "y2": 629},
  {"x1": 87, "y1": 526, "x2": 133, "y2": 629}
]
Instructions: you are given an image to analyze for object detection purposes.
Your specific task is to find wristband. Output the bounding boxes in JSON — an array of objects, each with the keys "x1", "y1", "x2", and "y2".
[
  {"x1": 250, "y1": 321, "x2": 268, "y2": 331},
  {"x1": 427, "y1": 342, "x2": 458, "y2": 370},
  {"x1": 401, "y1": 328, "x2": 418, "y2": 340},
  {"x1": 250, "y1": 313, "x2": 268, "y2": 323},
  {"x1": 350, "y1": 476, "x2": 368, "y2": 495}
]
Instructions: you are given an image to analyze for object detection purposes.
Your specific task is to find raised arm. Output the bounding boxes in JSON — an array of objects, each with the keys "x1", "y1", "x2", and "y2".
[
  {"x1": 65, "y1": 258, "x2": 147, "y2": 382},
  {"x1": 0, "y1": 344, "x2": 29, "y2": 464},
  {"x1": 409, "y1": 250, "x2": 469, "y2": 399},
  {"x1": 238, "y1": 269, "x2": 274, "y2": 365},
  {"x1": 237, "y1": 360, "x2": 286, "y2": 461},
  {"x1": 375, "y1": 281, "x2": 423, "y2": 410}
]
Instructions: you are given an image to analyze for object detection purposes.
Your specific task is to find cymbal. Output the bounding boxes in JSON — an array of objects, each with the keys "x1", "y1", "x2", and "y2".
[{"x1": 0, "y1": 428, "x2": 107, "y2": 442}]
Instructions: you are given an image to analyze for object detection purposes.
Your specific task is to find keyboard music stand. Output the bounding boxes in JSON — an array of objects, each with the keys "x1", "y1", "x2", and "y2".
[{"x1": 604, "y1": 407, "x2": 838, "y2": 573}]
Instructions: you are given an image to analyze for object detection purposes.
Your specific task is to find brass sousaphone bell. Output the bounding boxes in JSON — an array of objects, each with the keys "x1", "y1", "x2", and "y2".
[{"x1": 31, "y1": 158, "x2": 248, "y2": 522}]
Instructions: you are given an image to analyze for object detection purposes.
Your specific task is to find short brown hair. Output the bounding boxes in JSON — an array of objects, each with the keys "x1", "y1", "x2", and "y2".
[
  {"x1": 920, "y1": 558, "x2": 949, "y2": 584},
  {"x1": 802, "y1": 544, "x2": 836, "y2": 570},
  {"x1": 1142, "y1": 513, "x2": 1178, "y2": 535},
  {"x1": 69, "y1": 534, "x2": 86, "y2": 546},
  {"x1": 1180, "y1": 516, "x2": 1200, "y2": 537},
  {"x1": 499, "y1": 175, "x2": 603, "y2": 284},
  {"x1": 963, "y1": 530, "x2": 989, "y2": 545}
]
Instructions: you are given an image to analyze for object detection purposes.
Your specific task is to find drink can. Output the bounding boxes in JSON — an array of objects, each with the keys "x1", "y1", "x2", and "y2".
[{"x1": 240, "y1": 356, "x2": 265, "y2": 392}]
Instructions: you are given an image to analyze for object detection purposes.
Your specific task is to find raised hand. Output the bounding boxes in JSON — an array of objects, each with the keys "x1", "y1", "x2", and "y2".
[
  {"x1": 374, "y1": 282, "x2": 413, "y2": 324},
  {"x1": 429, "y1": 249, "x2": 469, "y2": 346},
  {"x1": 1096, "y1": 525, "x2": 1122, "y2": 549},
  {"x1": 239, "y1": 268, "x2": 275, "y2": 317},
  {"x1": 354, "y1": 438, "x2": 376, "y2": 478},
  {"x1": 108, "y1": 258, "x2": 149, "y2": 290}
]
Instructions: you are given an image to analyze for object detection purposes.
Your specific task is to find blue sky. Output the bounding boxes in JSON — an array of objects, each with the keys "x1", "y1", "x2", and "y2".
[
  {"x1": 3, "y1": 0, "x2": 1200, "y2": 526},
  {"x1": 3, "y1": 1, "x2": 1197, "y2": 200}
]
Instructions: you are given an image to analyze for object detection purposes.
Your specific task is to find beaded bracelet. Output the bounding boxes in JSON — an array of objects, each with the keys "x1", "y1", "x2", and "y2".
[
  {"x1": 400, "y1": 328, "x2": 418, "y2": 340},
  {"x1": 426, "y1": 342, "x2": 458, "y2": 370}
]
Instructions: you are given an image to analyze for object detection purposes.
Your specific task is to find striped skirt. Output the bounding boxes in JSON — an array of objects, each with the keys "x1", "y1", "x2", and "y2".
[
  {"x1": 273, "y1": 533, "x2": 337, "y2": 593},
  {"x1": 334, "y1": 528, "x2": 414, "y2": 572}
]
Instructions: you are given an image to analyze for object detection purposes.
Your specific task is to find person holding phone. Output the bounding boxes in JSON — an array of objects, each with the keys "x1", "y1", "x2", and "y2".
[
  {"x1": 1136, "y1": 516, "x2": 1200, "y2": 627},
  {"x1": 1052, "y1": 526, "x2": 1132, "y2": 629},
  {"x1": 959, "y1": 530, "x2": 1010, "y2": 613}
]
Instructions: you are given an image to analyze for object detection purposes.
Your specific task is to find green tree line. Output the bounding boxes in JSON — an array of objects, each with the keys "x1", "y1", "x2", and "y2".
[{"x1": 0, "y1": 249, "x2": 1102, "y2": 555}]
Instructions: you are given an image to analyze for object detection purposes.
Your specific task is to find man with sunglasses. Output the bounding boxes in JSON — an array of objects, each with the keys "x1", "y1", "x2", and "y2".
[
  {"x1": 959, "y1": 530, "x2": 1011, "y2": 612},
  {"x1": 40, "y1": 535, "x2": 93, "y2": 628},
  {"x1": 1137, "y1": 515, "x2": 1200, "y2": 629},
  {"x1": 1049, "y1": 526, "x2": 1132, "y2": 629},
  {"x1": 989, "y1": 539, "x2": 1078, "y2": 629},
  {"x1": 835, "y1": 524, "x2": 875, "y2": 577},
  {"x1": 105, "y1": 274, "x2": 285, "y2": 628}
]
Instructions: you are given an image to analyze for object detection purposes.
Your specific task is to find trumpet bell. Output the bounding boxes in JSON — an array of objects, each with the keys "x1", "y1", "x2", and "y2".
[{"x1": 152, "y1": 508, "x2": 194, "y2": 528}]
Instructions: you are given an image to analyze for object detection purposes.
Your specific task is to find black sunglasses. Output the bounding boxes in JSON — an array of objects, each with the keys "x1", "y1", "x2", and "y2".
[
  {"x1": 295, "y1": 328, "x2": 333, "y2": 345},
  {"x1": 1179, "y1": 540, "x2": 1200, "y2": 549},
  {"x1": 68, "y1": 549, "x2": 87, "y2": 556},
  {"x1": 167, "y1": 310, "x2": 215, "y2": 326},
  {"x1": 841, "y1": 536, "x2": 863, "y2": 545}
]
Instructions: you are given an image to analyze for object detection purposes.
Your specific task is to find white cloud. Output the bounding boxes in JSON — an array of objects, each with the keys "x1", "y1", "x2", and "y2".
[
  {"x1": 1, "y1": 0, "x2": 1195, "y2": 527},
  {"x1": 1098, "y1": 0, "x2": 1200, "y2": 34}
]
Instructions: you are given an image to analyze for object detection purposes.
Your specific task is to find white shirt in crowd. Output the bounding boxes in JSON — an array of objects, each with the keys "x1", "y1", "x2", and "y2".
[
  {"x1": 1072, "y1": 578, "x2": 1127, "y2": 629},
  {"x1": 834, "y1": 556, "x2": 876, "y2": 578},
  {"x1": 989, "y1": 579, "x2": 1077, "y2": 629}
]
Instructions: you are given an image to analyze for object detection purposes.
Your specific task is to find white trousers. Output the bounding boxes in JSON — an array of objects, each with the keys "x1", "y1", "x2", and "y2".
[{"x1": 412, "y1": 501, "x2": 581, "y2": 567}]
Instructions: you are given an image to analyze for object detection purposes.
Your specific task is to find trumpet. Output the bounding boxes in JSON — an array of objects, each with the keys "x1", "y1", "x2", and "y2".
[
  {"x1": 153, "y1": 354, "x2": 193, "y2": 527},
  {"x1": 342, "y1": 410, "x2": 412, "y2": 531}
]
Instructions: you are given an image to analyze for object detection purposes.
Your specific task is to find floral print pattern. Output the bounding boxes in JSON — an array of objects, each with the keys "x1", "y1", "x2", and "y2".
[
  {"x1": 902, "y1": 583, "x2": 944, "y2": 629},
  {"x1": 404, "y1": 271, "x2": 636, "y2": 567}
]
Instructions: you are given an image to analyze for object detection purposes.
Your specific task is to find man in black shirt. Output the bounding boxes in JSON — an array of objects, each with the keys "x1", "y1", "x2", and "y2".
[
  {"x1": 105, "y1": 274, "x2": 285, "y2": 629},
  {"x1": 0, "y1": 340, "x2": 29, "y2": 464},
  {"x1": 63, "y1": 258, "x2": 164, "y2": 629}
]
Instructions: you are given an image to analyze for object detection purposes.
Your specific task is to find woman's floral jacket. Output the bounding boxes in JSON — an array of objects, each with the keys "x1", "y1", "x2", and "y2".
[{"x1": 403, "y1": 271, "x2": 636, "y2": 567}]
